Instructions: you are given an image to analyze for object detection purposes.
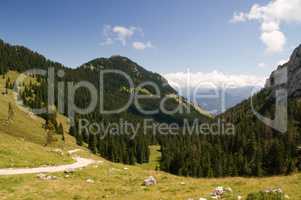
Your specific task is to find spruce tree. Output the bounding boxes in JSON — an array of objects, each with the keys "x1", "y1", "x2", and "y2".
[
  {"x1": 7, "y1": 102, "x2": 14, "y2": 122},
  {"x1": 88, "y1": 134, "x2": 97, "y2": 153},
  {"x1": 44, "y1": 119, "x2": 55, "y2": 146},
  {"x1": 58, "y1": 123, "x2": 65, "y2": 142}
]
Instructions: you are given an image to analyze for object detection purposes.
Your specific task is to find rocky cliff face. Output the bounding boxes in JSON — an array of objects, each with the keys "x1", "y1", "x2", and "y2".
[{"x1": 265, "y1": 45, "x2": 301, "y2": 98}]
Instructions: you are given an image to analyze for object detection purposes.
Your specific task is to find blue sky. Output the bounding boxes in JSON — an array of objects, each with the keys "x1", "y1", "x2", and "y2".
[{"x1": 0, "y1": 0, "x2": 300, "y2": 84}]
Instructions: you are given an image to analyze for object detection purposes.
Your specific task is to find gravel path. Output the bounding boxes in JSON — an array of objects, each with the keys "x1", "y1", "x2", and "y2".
[{"x1": 0, "y1": 150, "x2": 96, "y2": 176}]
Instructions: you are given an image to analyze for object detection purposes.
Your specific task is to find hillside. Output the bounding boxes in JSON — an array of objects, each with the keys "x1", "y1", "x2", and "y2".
[
  {"x1": 0, "y1": 73, "x2": 300, "y2": 199},
  {"x1": 158, "y1": 45, "x2": 301, "y2": 178},
  {"x1": 0, "y1": 38, "x2": 212, "y2": 166}
]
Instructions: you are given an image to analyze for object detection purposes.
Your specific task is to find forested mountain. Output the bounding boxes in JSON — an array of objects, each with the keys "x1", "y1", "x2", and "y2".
[
  {"x1": 0, "y1": 39, "x2": 210, "y2": 165},
  {"x1": 159, "y1": 45, "x2": 301, "y2": 177}
]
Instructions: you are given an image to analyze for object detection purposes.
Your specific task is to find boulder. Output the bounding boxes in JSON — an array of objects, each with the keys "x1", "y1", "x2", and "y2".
[
  {"x1": 36, "y1": 173, "x2": 57, "y2": 180},
  {"x1": 86, "y1": 178, "x2": 95, "y2": 183},
  {"x1": 64, "y1": 168, "x2": 75, "y2": 174},
  {"x1": 143, "y1": 176, "x2": 157, "y2": 186},
  {"x1": 211, "y1": 186, "x2": 232, "y2": 199}
]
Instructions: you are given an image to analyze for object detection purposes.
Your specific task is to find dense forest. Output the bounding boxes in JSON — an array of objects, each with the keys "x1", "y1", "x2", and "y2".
[{"x1": 159, "y1": 88, "x2": 301, "y2": 177}]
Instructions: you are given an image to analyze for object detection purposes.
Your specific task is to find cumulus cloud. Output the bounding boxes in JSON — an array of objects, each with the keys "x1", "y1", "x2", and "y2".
[
  {"x1": 231, "y1": 0, "x2": 301, "y2": 53},
  {"x1": 260, "y1": 30, "x2": 286, "y2": 53},
  {"x1": 101, "y1": 25, "x2": 143, "y2": 46},
  {"x1": 163, "y1": 70, "x2": 266, "y2": 89},
  {"x1": 132, "y1": 41, "x2": 154, "y2": 50}
]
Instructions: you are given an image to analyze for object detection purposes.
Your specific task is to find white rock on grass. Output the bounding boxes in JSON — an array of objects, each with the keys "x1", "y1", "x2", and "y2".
[
  {"x1": 143, "y1": 176, "x2": 157, "y2": 186},
  {"x1": 36, "y1": 173, "x2": 56, "y2": 180},
  {"x1": 52, "y1": 148, "x2": 64, "y2": 156},
  {"x1": 64, "y1": 168, "x2": 75, "y2": 174},
  {"x1": 211, "y1": 186, "x2": 233, "y2": 199},
  {"x1": 86, "y1": 179, "x2": 95, "y2": 183}
]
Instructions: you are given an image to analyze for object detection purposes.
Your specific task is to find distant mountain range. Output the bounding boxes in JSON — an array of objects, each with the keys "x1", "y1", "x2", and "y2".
[{"x1": 171, "y1": 86, "x2": 262, "y2": 115}]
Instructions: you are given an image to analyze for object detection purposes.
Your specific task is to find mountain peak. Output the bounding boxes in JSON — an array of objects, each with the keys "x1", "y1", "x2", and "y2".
[{"x1": 265, "y1": 44, "x2": 301, "y2": 98}]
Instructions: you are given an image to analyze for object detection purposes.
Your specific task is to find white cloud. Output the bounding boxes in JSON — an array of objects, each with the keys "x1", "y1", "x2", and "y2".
[
  {"x1": 101, "y1": 25, "x2": 142, "y2": 46},
  {"x1": 258, "y1": 62, "x2": 267, "y2": 68},
  {"x1": 113, "y1": 26, "x2": 136, "y2": 45},
  {"x1": 261, "y1": 21, "x2": 280, "y2": 32},
  {"x1": 260, "y1": 30, "x2": 286, "y2": 53},
  {"x1": 163, "y1": 70, "x2": 266, "y2": 89},
  {"x1": 132, "y1": 41, "x2": 154, "y2": 50},
  {"x1": 230, "y1": 12, "x2": 247, "y2": 23},
  {"x1": 231, "y1": 0, "x2": 301, "y2": 53}
]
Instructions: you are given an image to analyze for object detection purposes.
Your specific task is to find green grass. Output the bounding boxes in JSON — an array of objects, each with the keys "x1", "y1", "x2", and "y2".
[
  {"x1": 0, "y1": 131, "x2": 72, "y2": 168},
  {"x1": 0, "y1": 159, "x2": 300, "y2": 200},
  {"x1": 139, "y1": 145, "x2": 161, "y2": 170},
  {"x1": 0, "y1": 71, "x2": 300, "y2": 200},
  {"x1": 0, "y1": 71, "x2": 73, "y2": 168}
]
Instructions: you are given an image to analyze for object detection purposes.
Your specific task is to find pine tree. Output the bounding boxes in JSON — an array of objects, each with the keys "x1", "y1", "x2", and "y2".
[
  {"x1": 58, "y1": 123, "x2": 65, "y2": 142},
  {"x1": 76, "y1": 130, "x2": 83, "y2": 146},
  {"x1": 4, "y1": 78, "x2": 9, "y2": 95},
  {"x1": 44, "y1": 119, "x2": 55, "y2": 146},
  {"x1": 88, "y1": 134, "x2": 97, "y2": 154},
  {"x1": 7, "y1": 102, "x2": 14, "y2": 122}
]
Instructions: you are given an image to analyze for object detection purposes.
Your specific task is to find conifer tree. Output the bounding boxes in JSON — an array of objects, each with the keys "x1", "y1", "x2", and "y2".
[
  {"x1": 44, "y1": 119, "x2": 55, "y2": 146},
  {"x1": 88, "y1": 134, "x2": 97, "y2": 153},
  {"x1": 58, "y1": 123, "x2": 65, "y2": 142},
  {"x1": 7, "y1": 102, "x2": 14, "y2": 122}
]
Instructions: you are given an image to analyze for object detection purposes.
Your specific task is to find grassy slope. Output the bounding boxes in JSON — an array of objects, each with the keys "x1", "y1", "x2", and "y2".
[
  {"x1": 0, "y1": 71, "x2": 300, "y2": 199},
  {"x1": 0, "y1": 72, "x2": 74, "y2": 167}
]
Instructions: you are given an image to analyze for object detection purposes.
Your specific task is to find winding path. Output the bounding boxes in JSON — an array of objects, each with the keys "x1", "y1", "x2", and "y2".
[{"x1": 0, "y1": 150, "x2": 96, "y2": 176}]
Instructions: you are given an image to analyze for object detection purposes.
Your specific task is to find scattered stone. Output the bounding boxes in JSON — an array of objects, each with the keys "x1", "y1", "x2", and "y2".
[
  {"x1": 47, "y1": 175, "x2": 57, "y2": 180},
  {"x1": 86, "y1": 178, "x2": 95, "y2": 183},
  {"x1": 211, "y1": 186, "x2": 232, "y2": 199},
  {"x1": 37, "y1": 173, "x2": 46, "y2": 179},
  {"x1": 143, "y1": 176, "x2": 157, "y2": 186},
  {"x1": 64, "y1": 168, "x2": 75, "y2": 174},
  {"x1": 124, "y1": 167, "x2": 128, "y2": 170},
  {"x1": 68, "y1": 149, "x2": 81, "y2": 155},
  {"x1": 264, "y1": 188, "x2": 283, "y2": 194},
  {"x1": 211, "y1": 186, "x2": 224, "y2": 197},
  {"x1": 225, "y1": 187, "x2": 233, "y2": 193},
  {"x1": 180, "y1": 182, "x2": 186, "y2": 185},
  {"x1": 36, "y1": 173, "x2": 57, "y2": 180},
  {"x1": 52, "y1": 148, "x2": 64, "y2": 156},
  {"x1": 199, "y1": 198, "x2": 207, "y2": 200},
  {"x1": 237, "y1": 195, "x2": 242, "y2": 200}
]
